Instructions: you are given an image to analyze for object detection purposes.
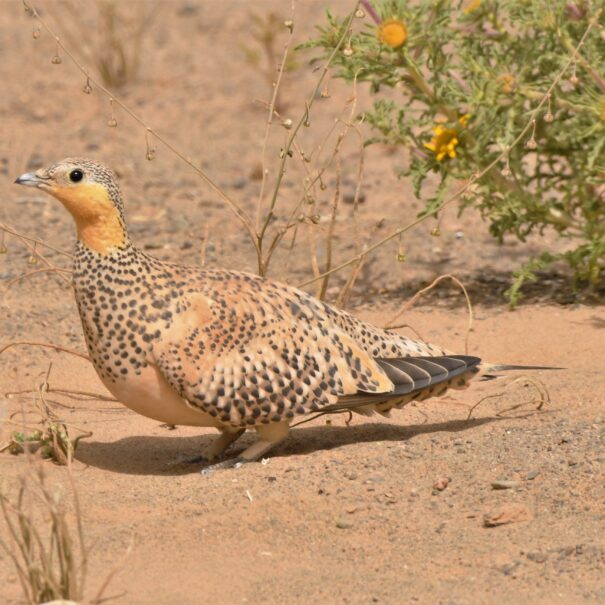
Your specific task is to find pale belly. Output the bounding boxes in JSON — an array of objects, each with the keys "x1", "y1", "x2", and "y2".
[{"x1": 98, "y1": 363, "x2": 222, "y2": 428}]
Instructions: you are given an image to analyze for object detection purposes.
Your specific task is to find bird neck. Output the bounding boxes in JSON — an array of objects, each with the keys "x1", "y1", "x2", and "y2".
[
  {"x1": 74, "y1": 211, "x2": 130, "y2": 255},
  {"x1": 50, "y1": 182, "x2": 130, "y2": 255}
]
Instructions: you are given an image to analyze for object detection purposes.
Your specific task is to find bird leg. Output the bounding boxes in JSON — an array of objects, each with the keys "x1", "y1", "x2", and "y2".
[
  {"x1": 167, "y1": 427, "x2": 244, "y2": 468},
  {"x1": 240, "y1": 421, "x2": 290, "y2": 461},
  {"x1": 200, "y1": 421, "x2": 290, "y2": 474},
  {"x1": 201, "y1": 427, "x2": 245, "y2": 461}
]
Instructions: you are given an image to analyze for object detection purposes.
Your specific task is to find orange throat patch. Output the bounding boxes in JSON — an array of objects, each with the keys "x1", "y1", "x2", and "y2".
[{"x1": 49, "y1": 182, "x2": 126, "y2": 254}]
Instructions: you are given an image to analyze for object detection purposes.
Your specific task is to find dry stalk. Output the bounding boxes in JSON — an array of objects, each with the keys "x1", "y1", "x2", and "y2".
[
  {"x1": 4, "y1": 386, "x2": 122, "y2": 417},
  {"x1": 52, "y1": 0, "x2": 160, "y2": 88},
  {"x1": 261, "y1": 69, "x2": 365, "y2": 286},
  {"x1": 1, "y1": 222, "x2": 72, "y2": 286},
  {"x1": 0, "y1": 465, "x2": 84, "y2": 604},
  {"x1": 290, "y1": 408, "x2": 353, "y2": 429},
  {"x1": 318, "y1": 151, "x2": 342, "y2": 300},
  {"x1": 1, "y1": 369, "x2": 93, "y2": 463},
  {"x1": 0, "y1": 456, "x2": 127, "y2": 604},
  {"x1": 335, "y1": 249, "x2": 367, "y2": 308},
  {"x1": 0, "y1": 223, "x2": 73, "y2": 259},
  {"x1": 5, "y1": 267, "x2": 73, "y2": 289},
  {"x1": 309, "y1": 225, "x2": 322, "y2": 289},
  {"x1": 0, "y1": 341, "x2": 89, "y2": 362},
  {"x1": 43, "y1": 388, "x2": 117, "y2": 403},
  {"x1": 383, "y1": 322, "x2": 428, "y2": 344},
  {"x1": 255, "y1": 1, "x2": 296, "y2": 231},
  {"x1": 466, "y1": 376, "x2": 550, "y2": 421},
  {"x1": 383, "y1": 274, "x2": 474, "y2": 354},
  {"x1": 334, "y1": 120, "x2": 366, "y2": 306},
  {"x1": 256, "y1": 4, "x2": 359, "y2": 275}
]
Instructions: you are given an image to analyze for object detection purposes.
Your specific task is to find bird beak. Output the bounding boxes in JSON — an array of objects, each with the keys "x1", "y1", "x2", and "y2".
[{"x1": 14, "y1": 171, "x2": 48, "y2": 188}]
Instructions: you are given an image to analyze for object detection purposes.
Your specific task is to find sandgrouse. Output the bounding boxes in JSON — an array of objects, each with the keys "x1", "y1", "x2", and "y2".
[{"x1": 16, "y1": 158, "x2": 502, "y2": 469}]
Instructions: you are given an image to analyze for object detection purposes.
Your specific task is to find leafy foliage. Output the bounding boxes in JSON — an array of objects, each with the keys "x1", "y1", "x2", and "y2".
[{"x1": 303, "y1": 0, "x2": 605, "y2": 302}]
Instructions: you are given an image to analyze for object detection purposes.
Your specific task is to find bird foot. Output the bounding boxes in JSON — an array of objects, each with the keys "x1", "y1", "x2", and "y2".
[{"x1": 200, "y1": 456, "x2": 247, "y2": 475}]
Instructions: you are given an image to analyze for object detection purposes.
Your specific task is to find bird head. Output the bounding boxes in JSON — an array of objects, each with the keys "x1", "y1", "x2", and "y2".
[{"x1": 15, "y1": 158, "x2": 128, "y2": 254}]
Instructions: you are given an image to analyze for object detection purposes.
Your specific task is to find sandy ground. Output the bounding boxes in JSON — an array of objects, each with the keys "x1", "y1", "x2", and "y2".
[{"x1": 1, "y1": 2, "x2": 604, "y2": 604}]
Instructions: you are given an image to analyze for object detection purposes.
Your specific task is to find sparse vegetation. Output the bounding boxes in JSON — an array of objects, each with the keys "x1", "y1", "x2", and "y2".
[
  {"x1": 0, "y1": 461, "x2": 125, "y2": 605},
  {"x1": 55, "y1": 0, "x2": 160, "y2": 88},
  {"x1": 1, "y1": 367, "x2": 92, "y2": 465},
  {"x1": 240, "y1": 10, "x2": 300, "y2": 109},
  {"x1": 305, "y1": 0, "x2": 605, "y2": 303}
]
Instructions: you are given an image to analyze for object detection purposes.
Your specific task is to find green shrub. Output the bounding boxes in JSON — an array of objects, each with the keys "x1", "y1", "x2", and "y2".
[{"x1": 304, "y1": 0, "x2": 605, "y2": 303}]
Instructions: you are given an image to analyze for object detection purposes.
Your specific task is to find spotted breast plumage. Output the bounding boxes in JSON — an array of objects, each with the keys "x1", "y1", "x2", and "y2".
[{"x1": 16, "y1": 157, "x2": 490, "y2": 469}]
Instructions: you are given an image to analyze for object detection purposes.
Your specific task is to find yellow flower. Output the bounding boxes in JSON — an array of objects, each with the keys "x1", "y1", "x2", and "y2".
[
  {"x1": 497, "y1": 73, "x2": 516, "y2": 94},
  {"x1": 463, "y1": 0, "x2": 481, "y2": 14},
  {"x1": 424, "y1": 125, "x2": 459, "y2": 161},
  {"x1": 378, "y1": 18, "x2": 407, "y2": 48},
  {"x1": 424, "y1": 115, "x2": 470, "y2": 162}
]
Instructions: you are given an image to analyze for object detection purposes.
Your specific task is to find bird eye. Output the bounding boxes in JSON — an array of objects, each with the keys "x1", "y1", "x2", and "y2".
[{"x1": 69, "y1": 169, "x2": 84, "y2": 183}]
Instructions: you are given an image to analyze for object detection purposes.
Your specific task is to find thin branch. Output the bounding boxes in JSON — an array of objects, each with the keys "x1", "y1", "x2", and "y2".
[
  {"x1": 318, "y1": 151, "x2": 341, "y2": 300},
  {"x1": 1, "y1": 223, "x2": 71, "y2": 285},
  {"x1": 5, "y1": 267, "x2": 72, "y2": 289},
  {"x1": 257, "y1": 4, "x2": 359, "y2": 273},
  {"x1": 255, "y1": 1, "x2": 296, "y2": 232},
  {"x1": 0, "y1": 223, "x2": 73, "y2": 259},
  {"x1": 0, "y1": 341, "x2": 90, "y2": 362},
  {"x1": 383, "y1": 274, "x2": 474, "y2": 354}
]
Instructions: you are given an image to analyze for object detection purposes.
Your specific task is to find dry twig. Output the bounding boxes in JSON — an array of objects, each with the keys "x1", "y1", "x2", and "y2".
[{"x1": 383, "y1": 274, "x2": 474, "y2": 354}]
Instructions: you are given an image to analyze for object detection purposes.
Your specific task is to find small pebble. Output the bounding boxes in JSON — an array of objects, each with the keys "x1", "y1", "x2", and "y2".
[
  {"x1": 491, "y1": 480, "x2": 520, "y2": 490},
  {"x1": 335, "y1": 518, "x2": 354, "y2": 529},
  {"x1": 526, "y1": 551, "x2": 548, "y2": 563},
  {"x1": 525, "y1": 470, "x2": 540, "y2": 480},
  {"x1": 500, "y1": 561, "x2": 520, "y2": 576},
  {"x1": 483, "y1": 503, "x2": 532, "y2": 527},
  {"x1": 432, "y1": 477, "x2": 449, "y2": 492},
  {"x1": 558, "y1": 545, "x2": 575, "y2": 558},
  {"x1": 231, "y1": 177, "x2": 247, "y2": 190}
]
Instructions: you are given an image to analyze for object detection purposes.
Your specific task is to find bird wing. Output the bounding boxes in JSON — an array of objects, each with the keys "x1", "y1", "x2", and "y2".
[{"x1": 151, "y1": 271, "x2": 397, "y2": 427}]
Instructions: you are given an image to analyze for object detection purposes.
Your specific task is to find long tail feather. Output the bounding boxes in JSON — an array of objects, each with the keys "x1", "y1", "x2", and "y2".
[
  {"x1": 484, "y1": 363, "x2": 564, "y2": 372},
  {"x1": 480, "y1": 363, "x2": 563, "y2": 381}
]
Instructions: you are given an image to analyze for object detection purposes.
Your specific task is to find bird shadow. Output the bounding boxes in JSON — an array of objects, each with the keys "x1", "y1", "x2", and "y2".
[{"x1": 75, "y1": 415, "x2": 499, "y2": 476}]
